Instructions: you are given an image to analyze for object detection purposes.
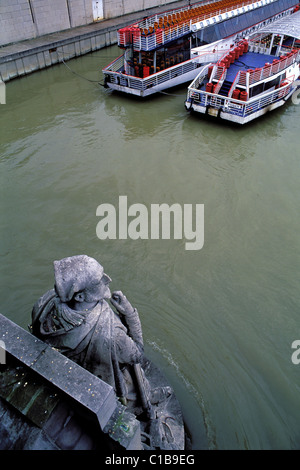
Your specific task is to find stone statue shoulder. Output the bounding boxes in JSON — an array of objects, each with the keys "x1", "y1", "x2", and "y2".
[{"x1": 31, "y1": 289, "x2": 57, "y2": 336}]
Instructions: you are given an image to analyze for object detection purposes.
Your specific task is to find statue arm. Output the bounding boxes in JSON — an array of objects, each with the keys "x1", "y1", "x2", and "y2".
[
  {"x1": 114, "y1": 323, "x2": 144, "y2": 365},
  {"x1": 109, "y1": 291, "x2": 145, "y2": 364},
  {"x1": 110, "y1": 291, "x2": 144, "y2": 348},
  {"x1": 122, "y1": 308, "x2": 144, "y2": 347}
]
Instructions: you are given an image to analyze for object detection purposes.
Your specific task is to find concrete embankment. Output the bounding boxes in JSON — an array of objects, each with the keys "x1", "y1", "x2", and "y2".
[{"x1": 0, "y1": 0, "x2": 190, "y2": 82}]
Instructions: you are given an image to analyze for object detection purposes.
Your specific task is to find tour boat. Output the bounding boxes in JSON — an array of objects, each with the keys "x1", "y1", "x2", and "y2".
[
  {"x1": 102, "y1": 0, "x2": 298, "y2": 97},
  {"x1": 184, "y1": 6, "x2": 300, "y2": 123}
]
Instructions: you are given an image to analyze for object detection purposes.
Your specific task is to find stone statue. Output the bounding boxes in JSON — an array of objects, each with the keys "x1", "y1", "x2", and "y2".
[{"x1": 31, "y1": 255, "x2": 170, "y2": 410}]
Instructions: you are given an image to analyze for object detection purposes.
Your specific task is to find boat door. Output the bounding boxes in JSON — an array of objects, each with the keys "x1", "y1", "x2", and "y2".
[{"x1": 92, "y1": 0, "x2": 103, "y2": 21}]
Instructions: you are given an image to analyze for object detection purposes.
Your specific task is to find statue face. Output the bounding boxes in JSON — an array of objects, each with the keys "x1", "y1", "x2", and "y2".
[{"x1": 84, "y1": 273, "x2": 112, "y2": 302}]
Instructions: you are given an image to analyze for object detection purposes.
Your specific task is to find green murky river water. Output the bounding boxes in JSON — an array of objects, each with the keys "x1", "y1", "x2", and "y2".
[{"x1": 1, "y1": 45, "x2": 300, "y2": 449}]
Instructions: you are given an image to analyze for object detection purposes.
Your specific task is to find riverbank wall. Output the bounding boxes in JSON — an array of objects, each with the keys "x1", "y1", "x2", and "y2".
[{"x1": 0, "y1": 0, "x2": 193, "y2": 82}]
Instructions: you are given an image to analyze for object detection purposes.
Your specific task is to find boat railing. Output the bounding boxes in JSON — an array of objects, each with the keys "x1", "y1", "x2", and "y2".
[
  {"x1": 228, "y1": 70, "x2": 244, "y2": 97},
  {"x1": 133, "y1": 22, "x2": 191, "y2": 51},
  {"x1": 236, "y1": 48, "x2": 299, "y2": 87},
  {"x1": 191, "y1": 46, "x2": 230, "y2": 65},
  {"x1": 103, "y1": 54, "x2": 124, "y2": 73},
  {"x1": 140, "y1": 0, "x2": 255, "y2": 30},
  {"x1": 134, "y1": 0, "x2": 221, "y2": 29},
  {"x1": 188, "y1": 79, "x2": 294, "y2": 117},
  {"x1": 189, "y1": 63, "x2": 212, "y2": 92},
  {"x1": 118, "y1": 0, "x2": 261, "y2": 51},
  {"x1": 242, "y1": 80, "x2": 293, "y2": 116},
  {"x1": 186, "y1": 63, "x2": 226, "y2": 103},
  {"x1": 211, "y1": 63, "x2": 227, "y2": 86},
  {"x1": 213, "y1": 64, "x2": 224, "y2": 81},
  {"x1": 103, "y1": 56, "x2": 202, "y2": 92}
]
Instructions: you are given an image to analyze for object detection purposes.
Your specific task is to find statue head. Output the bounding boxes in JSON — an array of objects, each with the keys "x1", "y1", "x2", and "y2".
[{"x1": 54, "y1": 255, "x2": 111, "y2": 308}]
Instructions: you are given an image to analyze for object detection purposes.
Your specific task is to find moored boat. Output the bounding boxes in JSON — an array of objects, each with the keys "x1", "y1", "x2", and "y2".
[
  {"x1": 184, "y1": 6, "x2": 300, "y2": 123},
  {"x1": 102, "y1": 0, "x2": 298, "y2": 97}
]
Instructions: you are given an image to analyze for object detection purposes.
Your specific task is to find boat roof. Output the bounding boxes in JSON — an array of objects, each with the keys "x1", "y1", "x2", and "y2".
[{"x1": 251, "y1": 10, "x2": 300, "y2": 40}]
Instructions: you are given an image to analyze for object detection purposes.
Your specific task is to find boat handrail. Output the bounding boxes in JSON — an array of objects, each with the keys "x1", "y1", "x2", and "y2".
[
  {"x1": 233, "y1": 79, "x2": 293, "y2": 116},
  {"x1": 118, "y1": 0, "x2": 265, "y2": 51},
  {"x1": 103, "y1": 56, "x2": 202, "y2": 92},
  {"x1": 213, "y1": 66, "x2": 227, "y2": 94},
  {"x1": 132, "y1": 0, "x2": 221, "y2": 29},
  {"x1": 228, "y1": 70, "x2": 244, "y2": 97},
  {"x1": 189, "y1": 63, "x2": 212, "y2": 90},
  {"x1": 148, "y1": 0, "x2": 254, "y2": 28},
  {"x1": 188, "y1": 78, "x2": 294, "y2": 116},
  {"x1": 236, "y1": 48, "x2": 300, "y2": 87},
  {"x1": 102, "y1": 54, "x2": 124, "y2": 73}
]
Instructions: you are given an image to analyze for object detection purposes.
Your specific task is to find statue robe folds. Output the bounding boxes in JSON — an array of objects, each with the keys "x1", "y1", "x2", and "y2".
[{"x1": 31, "y1": 289, "x2": 144, "y2": 397}]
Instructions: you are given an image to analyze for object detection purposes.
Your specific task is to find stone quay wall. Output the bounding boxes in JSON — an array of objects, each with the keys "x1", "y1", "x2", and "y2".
[
  {"x1": 0, "y1": 0, "x2": 188, "y2": 81},
  {"x1": 0, "y1": 0, "x2": 180, "y2": 47}
]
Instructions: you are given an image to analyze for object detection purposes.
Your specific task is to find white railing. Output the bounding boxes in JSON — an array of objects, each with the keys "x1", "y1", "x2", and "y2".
[
  {"x1": 188, "y1": 79, "x2": 294, "y2": 117},
  {"x1": 136, "y1": 0, "x2": 258, "y2": 31},
  {"x1": 212, "y1": 64, "x2": 226, "y2": 82},
  {"x1": 135, "y1": 0, "x2": 221, "y2": 29},
  {"x1": 243, "y1": 82, "x2": 293, "y2": 115},
  {"x1": 103, "y1": 54, "x2": 124, "y2": 73},
  {"x1": 103, "y1": 47, "x2": 228, "y2": 93},
  {"x1": 190, "y1": 63, "x2": 212, "y2": 90},
  {"x1": 236, "y1": 48, "x2": 300, "y2": 87},
  {"x1": 133, "y1": 22, "x2": 191, "y2": 51},
  {"x1": 228, "y1": 70, "x2": 244, "y2": 96},
  {"x1": 103, "y1": 56, "x2": 202, "y2": 92},
  {"x1": 118, "y1": 0, "x2": 265, "y2": 51}
]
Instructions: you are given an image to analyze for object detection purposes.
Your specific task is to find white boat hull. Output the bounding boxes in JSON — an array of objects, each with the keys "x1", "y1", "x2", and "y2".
[
  {"x1": 185, "y1": 86, "x2": 297, "y2": 124},
  {"x1": 105, "y1": 66, "x2": 202, "y2": 97}
]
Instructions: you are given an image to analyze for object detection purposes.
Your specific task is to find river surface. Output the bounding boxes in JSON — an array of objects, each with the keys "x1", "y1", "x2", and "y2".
[{"x1": 1, "y1": 45, "x2": 300, "y2": 450}]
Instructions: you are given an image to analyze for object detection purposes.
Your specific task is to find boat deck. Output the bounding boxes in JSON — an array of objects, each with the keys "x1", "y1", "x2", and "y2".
[
  {"x1": 197, "y1": 50, "x2": 276, "y2": 94},
  {"x1": 225, "y1": 51, "x2": 275, "y2": 82}
]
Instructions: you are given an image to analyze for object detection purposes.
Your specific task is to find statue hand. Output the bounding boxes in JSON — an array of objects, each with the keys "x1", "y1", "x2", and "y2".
[{"x1": 110, "y1": 291, "x2": 135, "y2": 317}]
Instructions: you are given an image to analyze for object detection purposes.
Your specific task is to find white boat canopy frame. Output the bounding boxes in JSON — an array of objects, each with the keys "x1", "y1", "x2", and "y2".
[{"x1": 251, "y1": 9, "x2": 300, "y2": 39}]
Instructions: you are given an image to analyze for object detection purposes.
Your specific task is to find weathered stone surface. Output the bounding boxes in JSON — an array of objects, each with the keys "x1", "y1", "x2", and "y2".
[
  {"x1": 0, "y1": 314, "x2": 142, "y2": 450},
  {"x1": 0, "y1": 313, "x2": 117, "y2": 429},
  {"x1": 0, "y1": 314, "x2": 46, "y2": 367},
  {"x1": 104, "y1": 402, "x2": 142, "y2": 450},
  {"x1": 0, "y1": 362, "x2": 60, "y2": 428},
  {"x1": 30, "y1": 345, "x2": 117, "y2": 429},
  {"x1": 0, "y1": 397, "x2": 59, "y2": 450}
]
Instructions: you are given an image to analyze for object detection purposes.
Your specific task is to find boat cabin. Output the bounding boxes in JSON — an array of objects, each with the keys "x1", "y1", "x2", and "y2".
[
  {"x1": 103, "y1": 0, "x2": 298, "y2": 97},
  {"x1": 185, "y1": 7, "x2": 300, "y2": 123}
]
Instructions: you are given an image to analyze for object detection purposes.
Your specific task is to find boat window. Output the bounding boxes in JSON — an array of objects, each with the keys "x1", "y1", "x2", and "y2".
[
  {"x1": 264, "y1": 76, "x2": 281, "y2": 91},
  {"x1": 249, "y1": 83, "x2": 264, "y2": 98}
]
